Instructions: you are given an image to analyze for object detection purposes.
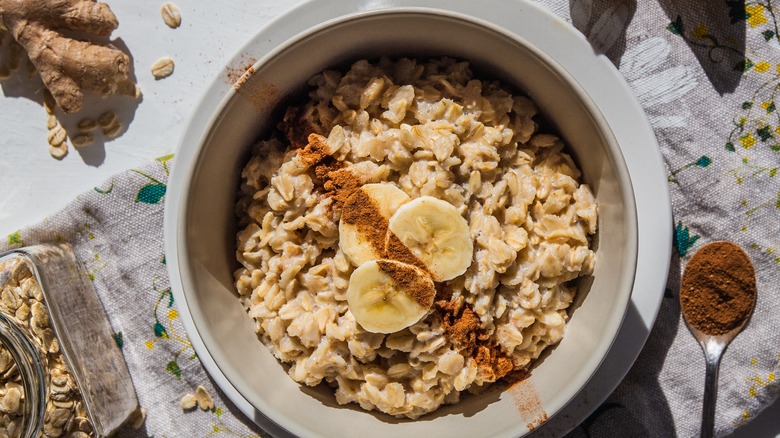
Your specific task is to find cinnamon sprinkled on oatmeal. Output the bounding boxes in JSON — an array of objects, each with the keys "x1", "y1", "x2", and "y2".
[
  {"x1": 342, "y1": 189, "x2": 388, "y2": 256},
  {"x1": 314, "y1": 158, "x2": 342, "y2": 181},
  {"x1": 376, "y1": 260, "x2": 434, "y2": 307},
  {"x1": 437, "y1": 300, "x2": 480, "y2": 353},
  {"x1": 298, "y1": 133, "x2": 330, "y2": 166},
  {"x1": 436, "y1": 299, "x2": 518, "y2": 381},
  {"x1": 340, "y1": 185, "x2": 428, "y2": 272},
  {"x1": 386, "y1": 233, "x2": 428, "y2": 273},
  {"x1": 297, "y1": 134, "x2": 364, "y2": 210},
  {"x1": 475, "y1": 343, "x2": 515, "y2": 381},
  {"x1": 323, "y1": 168, "x2": 363, "y2": 210}
]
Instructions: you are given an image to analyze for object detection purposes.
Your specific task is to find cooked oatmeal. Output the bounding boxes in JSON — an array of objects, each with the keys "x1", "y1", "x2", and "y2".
[{"x1": 234, "y1": 57, "x2": 597, "y2": 419}]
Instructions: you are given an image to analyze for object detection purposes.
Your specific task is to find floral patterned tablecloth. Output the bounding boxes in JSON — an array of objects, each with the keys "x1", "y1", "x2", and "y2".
[
  {"x1": 552, "y1": 0, "x2": 780, "y2": 436},
  {"x1": 3, "y1": 0, "x2": 780, "y2": 437}
]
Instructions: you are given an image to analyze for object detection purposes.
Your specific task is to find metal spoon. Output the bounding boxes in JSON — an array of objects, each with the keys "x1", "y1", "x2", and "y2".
[
  {"x1": 685, "y1": 314, "x2": 754, "y2": 438},
  {"x1": 680, "y1": 241, "x2": 757, "y2": 438}
]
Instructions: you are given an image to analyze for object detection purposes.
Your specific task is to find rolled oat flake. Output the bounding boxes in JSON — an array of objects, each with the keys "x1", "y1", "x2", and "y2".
[{"x1": 0, "y1": 244, "x2": 138, "y2": 437}]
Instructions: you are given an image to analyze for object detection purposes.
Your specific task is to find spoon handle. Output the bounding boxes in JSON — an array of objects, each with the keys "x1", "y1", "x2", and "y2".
[{"x1": 701, "y1": 344, "x2": 724, "y2": 438}]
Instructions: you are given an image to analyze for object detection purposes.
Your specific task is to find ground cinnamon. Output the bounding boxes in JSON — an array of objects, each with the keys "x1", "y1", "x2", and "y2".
[
  {"x1": 340, "y1": 186, "x2": 429, "y2": 272},
  {"x1": 436, "y1": 300, "x2": 480, "y2": 355},
  {"x1": 376, "y1": 260, "x2": 434, "y2": 307},
  {"x1": 435, "y1": 299, "x2": 517, "y2": 381},
  {"x1": 386, "y1": 233, "x2": 429, "y2": 274},
  {"x1": 322, "y1": 168, "x2": 363, "y2": 210},
  {"x1": 341, "y1": 188, "x2": 388, "y2": 256},
  {"x1": 298, "y1": 133, "x2": 330, "y2": 166},
  {"x1": 475, "y1": 343, "x2": 515, "y2": 381},
  {"x1": 680, "y1": 241, "x2": 757, "y2": 335},
  {"x1": 296, "y1": 133, "x2": 364, "y2": 210}
]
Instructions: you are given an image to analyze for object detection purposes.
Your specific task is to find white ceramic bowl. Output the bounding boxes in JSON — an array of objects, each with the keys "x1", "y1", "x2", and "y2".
[{"x1": 166, "y1": 7, "x2": 638, "y2": 438}]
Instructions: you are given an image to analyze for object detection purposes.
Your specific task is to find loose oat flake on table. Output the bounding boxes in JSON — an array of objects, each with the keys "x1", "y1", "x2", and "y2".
[
  {"x1": 234, "y1": 57, "x2": 598, "y2": 419},
  {"x1": 150, "y1": 57, "x2": 175, "y2": 79},
  {"x1": 160, "y1": 2, "x2": 182, "y2": 29}
]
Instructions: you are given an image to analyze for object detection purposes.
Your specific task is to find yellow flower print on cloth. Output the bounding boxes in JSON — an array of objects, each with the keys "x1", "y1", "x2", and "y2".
[
  {"x1": 203, "y1": 406, "x2": 266, "y2": 438},
  {"x1": 733, "y1": 355, "x2": 780, "y2": 426},
  {"x1": 746, "y1": 4, "x2": 769, "y2": 28}
]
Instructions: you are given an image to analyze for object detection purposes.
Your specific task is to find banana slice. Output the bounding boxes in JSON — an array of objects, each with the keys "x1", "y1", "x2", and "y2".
[
  {"x1": 339, "y1": 183, "x2": 411, "y2": 267},
  {"x1": 347, "y1": 260, "x2": 435, "y2": 333},
  {"x1": 387, "y1": 196, "x2": 473, "y2": 281}
]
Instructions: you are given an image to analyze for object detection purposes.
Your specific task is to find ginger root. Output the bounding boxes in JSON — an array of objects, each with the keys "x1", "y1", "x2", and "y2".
[{"x1": 0, "y1": 0, "x2": 130, "y2": 113}]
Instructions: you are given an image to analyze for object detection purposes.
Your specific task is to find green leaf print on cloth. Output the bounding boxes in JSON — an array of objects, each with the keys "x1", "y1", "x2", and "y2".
[
  {"x1": 667, "y1": 15, "x2": 684, "y2": 35},
  {"x1": 136, "y1": 182, "x2": 167, "y2": 204},
  {"x1": 6, "y1": 231, "x2": 22, "y2": 247},
  {"x1": 114, "y1": 332, "x2": 124, "y2": 350},
  {"x1": 146, "y1": 276, "x2": 195, "y2": 380},
  {"x1": 668, "y1": 155, "x2": 712, "y2": 183},
  {"x1": 132, "y1": 155, "x2": 173, "y2": 204},
  {"x1": 94, "y1": 180, "x2": 115, "y2": 195},
  {"x1": 166, "y1": 360, "x2": 182, "y2": 379},
  {"x1": 674, "y1": 221, "x2": 700, "y2": 257}
]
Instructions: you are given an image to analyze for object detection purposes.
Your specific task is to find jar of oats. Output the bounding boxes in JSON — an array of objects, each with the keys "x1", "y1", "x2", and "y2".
[{"x1": 0, "y1": 244, "x2": 138, "y2": 437}]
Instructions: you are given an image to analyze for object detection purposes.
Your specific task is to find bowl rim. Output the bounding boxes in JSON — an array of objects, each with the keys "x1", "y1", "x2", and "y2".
[{"x1": 165, "y1": 1, "x2": 669, "y2": 436}]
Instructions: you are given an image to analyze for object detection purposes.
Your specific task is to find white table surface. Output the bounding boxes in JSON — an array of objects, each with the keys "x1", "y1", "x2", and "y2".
[{"x1": 0, "y1": 0, "x2": 777, "y2": 436}]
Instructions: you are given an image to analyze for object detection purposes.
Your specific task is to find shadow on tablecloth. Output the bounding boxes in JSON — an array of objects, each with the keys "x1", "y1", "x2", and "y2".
[
  {"x1": 563, "y1": 251, "x2": 683, "y2": 437},
  {"x1": 569, "y1": 0, "x2": 746, "y2": 95},
  {"x1": 569, "y1": 0, "x2": 638, "y2": 66},
  {"x1": 657, "y1": 0, "x2": 747, "y2": 95}
]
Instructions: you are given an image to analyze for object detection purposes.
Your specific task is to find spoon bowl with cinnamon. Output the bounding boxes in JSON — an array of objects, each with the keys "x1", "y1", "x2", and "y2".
[{"x1": 680, "y1": 241, "x2": 757, "y2": 438}]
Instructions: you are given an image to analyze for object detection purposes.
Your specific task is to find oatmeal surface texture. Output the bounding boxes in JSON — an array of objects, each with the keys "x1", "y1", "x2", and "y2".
[{"x1": 234, "y1": 57, "x2": 598, "y2": 419}]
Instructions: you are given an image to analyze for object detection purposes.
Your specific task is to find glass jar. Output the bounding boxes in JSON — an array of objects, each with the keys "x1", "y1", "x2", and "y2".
[{"x1": 0, "y1": 244, "x2": 138, "y2": 437}]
